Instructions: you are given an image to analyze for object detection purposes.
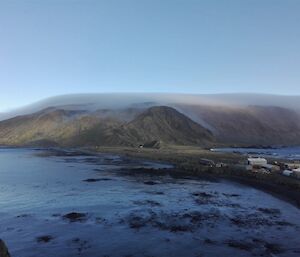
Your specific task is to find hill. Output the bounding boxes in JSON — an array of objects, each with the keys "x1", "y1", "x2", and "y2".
[
  {"x1": 0, "y1": 106, "x2": 214, "y2": 147},
  {"x1": 177, "y1": 104, "x2": 300, "y2": 146},
  {"x1": 1, "y1": 94, "x2": 300, "y2": 147},
  {"x1": 122, "y1": 106, "x2": 214, "y2": 146}
]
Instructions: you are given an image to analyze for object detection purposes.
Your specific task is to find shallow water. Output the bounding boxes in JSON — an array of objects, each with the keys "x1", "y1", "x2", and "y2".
[
  {"x1": 0, "y1": 148, "x2": 300, "y2": 257},
  {"x1": 212, "y1": 146, "x2": 300, "y2": 160}
]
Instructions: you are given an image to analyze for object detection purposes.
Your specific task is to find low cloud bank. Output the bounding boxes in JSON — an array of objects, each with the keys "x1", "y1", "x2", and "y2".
[{"x1": 1, "y1": 93, "x2": 300, "y2": 121}]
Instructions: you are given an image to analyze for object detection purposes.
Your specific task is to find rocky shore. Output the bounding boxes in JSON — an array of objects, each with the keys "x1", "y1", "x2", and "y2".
[
  {"x1": 34, "y1": 146, "x2": 300, "y2": 208},
  {"x1": 1, "y1": 147, "x2": 300, "y2": 257},
  {"x1": 92, "y1": 146, "x2": 300, "y2": 208},
  {"x1": 0, "y1": 240, "x2": 10, "y2": 257}
]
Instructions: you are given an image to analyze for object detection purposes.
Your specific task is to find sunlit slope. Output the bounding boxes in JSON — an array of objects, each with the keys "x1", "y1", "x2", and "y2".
[{"x1": 0, "y1": 106, "x2": 214, "y2": 147}]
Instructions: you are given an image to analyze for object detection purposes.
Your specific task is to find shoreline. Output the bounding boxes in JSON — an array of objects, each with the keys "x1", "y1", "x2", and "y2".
[
  {"x1": 123, "y1": 166, "x2": 300, "y2": 209},
  {"x1": 1, "y1": 145, "x2": 300, "y2": 208},
  {"x1": 89, "y1": 146, "x2": 300, "y2": 208},
  {"x1": 2, "y1": 146, "x2": 300, "y2": 257},
  {"x1": 221, "y1": 175, "x2": 300, "y2": 208}
]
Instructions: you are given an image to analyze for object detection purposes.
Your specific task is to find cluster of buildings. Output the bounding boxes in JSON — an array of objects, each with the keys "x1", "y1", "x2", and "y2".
[
  {"x1": 246, "y1": 157, "x2": 300, "y2": 179},
  {"x1": 282, "y1": 162, "x2": 300, "y2": 179}
]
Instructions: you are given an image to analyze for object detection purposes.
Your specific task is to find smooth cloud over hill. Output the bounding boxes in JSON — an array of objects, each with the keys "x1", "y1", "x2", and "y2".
[{"x1": 0, "y1": 93, "x2": 300, "y2": 148}]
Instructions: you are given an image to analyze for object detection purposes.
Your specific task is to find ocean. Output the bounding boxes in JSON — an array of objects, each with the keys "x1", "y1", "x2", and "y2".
[{"x1": 0, "y1": 148, "x2": 299, "y2": 257}]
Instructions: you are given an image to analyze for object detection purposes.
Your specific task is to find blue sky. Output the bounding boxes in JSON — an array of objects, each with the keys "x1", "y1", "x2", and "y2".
[{"x1": 0, "y1": 0, "x2": 299, "y2": 111}]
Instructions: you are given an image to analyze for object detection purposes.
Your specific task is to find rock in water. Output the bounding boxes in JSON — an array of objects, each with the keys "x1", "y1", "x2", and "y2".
[{"x1": 0, "y1": 240, "x2": 10, "y2": 257}]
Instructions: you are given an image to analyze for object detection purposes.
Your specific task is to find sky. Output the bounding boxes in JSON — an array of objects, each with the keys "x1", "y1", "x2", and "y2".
[{"x1": 0, "y1": 0, "x2": 299, "y2": 111}]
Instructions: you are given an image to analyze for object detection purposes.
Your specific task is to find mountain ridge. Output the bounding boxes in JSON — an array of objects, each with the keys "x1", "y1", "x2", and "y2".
[
  {"x1": 1, "y1": 101, "x2": 300, "y2": 147},
  {"x1": 0, "y1": 106, "x2": 214, "y2": 148}
]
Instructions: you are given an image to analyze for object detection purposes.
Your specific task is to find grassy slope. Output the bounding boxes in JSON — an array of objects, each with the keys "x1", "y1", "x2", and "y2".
[
  {"x1": 177, "y1": 104, "x2": 300, "y2": 146},
  {"x1": 0, "y1": 106, "x2": 215, "y2": 147}
]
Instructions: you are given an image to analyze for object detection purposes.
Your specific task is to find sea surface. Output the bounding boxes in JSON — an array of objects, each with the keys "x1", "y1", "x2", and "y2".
[
  {"x1": 211, "y1": 146, "x2": 300, "y2": 160},
  {"x1": 0, "y1": 148, "x2": 300, "y2": 257}
]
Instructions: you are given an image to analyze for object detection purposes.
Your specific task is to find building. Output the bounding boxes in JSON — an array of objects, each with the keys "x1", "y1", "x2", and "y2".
[
  {"x1": 261, "y1": 164, "x2": 280, "y2": 172},
  {"x1": 199, "y1": 158, "x2": 215, "y2": 167},
  {"x1": 292, "y1": 168, "x2": 300, "y2": 179},
  {"x1": 216, "y1": 162, "x2": 227, "y2": 168},
  {"x1": 247, "y1": 157, "x2": 268, "y2": 166},
  {"x1": 283, "y1": 170, "x2": 293, "y2": 176},
  {"x1": 284, "y1": 162, "x2": 300, "y2": 170}
]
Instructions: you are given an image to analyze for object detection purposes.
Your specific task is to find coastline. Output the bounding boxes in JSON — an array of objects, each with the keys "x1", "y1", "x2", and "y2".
[
  {"x1": 89, "y1": 146, "x2": 300, "y2": 208},
  {"x1": 2, "y1": 146, "x2": 300, "y2": 257},
  {"x1": 1, "y1": 145, "x2": 300, "y2": 208}
]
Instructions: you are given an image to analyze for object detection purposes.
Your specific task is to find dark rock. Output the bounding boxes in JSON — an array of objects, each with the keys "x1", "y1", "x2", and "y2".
[
  {"x1": 145, "y1": 191, "x2": 164, "y2": 195},
  {"x1": 230, "y1": 213, "x2": 274, "y2": 228},
  {"x1": 204, "y1": 238, "x2": 217, "y2": 244},
  {"x1": 143, "y1": 181, "x2": 158, "y2": 185},
  {"x1": 257, "y1": 208, "x2": 281, "y2": 215},
  {"x1": 226, "y1": 240, "x2": 254, "y2": 251},
  {"x1": 37, "y1": 235, "x2": 53, "y2": 243},
  {"x1": 63, "y1": 212, "x2": 87, "y2": 222},
  {"x1": 230, "y1": 213, "x2": 295, "y2": 229},
  {"x1": 16, "y1": 214, "x2": 31, "y2": 218},
  {"x1": 0, "y1": 239, "x2": 11, "y2": 257},
  {"x1": 222, "y1": 193, "x2": 240, "y2": 197},
  {"x1": 192, "y1": 191, "x2": 217, "y2": 205},
  {"x1": 83, "y1": 178, "x2": 112, "y2": 182},
  {"x1": 250, "y1": 238, "x2": 286, "y2": 255},
  {"x1": 133, "y1": 200, "x2": 162, "y2": 207},
  {"x1": 70, "y1": 238, "x2": 91, "y2": 253},
  {"x1": 192, "y1": 192, "x2": 215, "y2": 198},
  {"x1": 264, "y1": 242, "x2": 285, "y2": 254},
  {"x1": 124, "y1": 209, "x2": 221, "y2": 232},
  {"x1": 275, "y1": 220, "x2": 294, "y2": 226}
]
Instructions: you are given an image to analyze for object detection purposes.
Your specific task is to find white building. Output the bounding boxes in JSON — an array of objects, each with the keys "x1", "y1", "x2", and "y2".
[
  {"x1": 247, "y1": 157, "x2": 268, "y2": 166},
  {"x1": 283, "y1": 170, "x2": 293, "y2": 176},
  {"x1": 292, "y1": 168, "x2": 300, "y2": 179},
  {"x1": 285, "y1": 163, "x2": 300, "y2": 170}
]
